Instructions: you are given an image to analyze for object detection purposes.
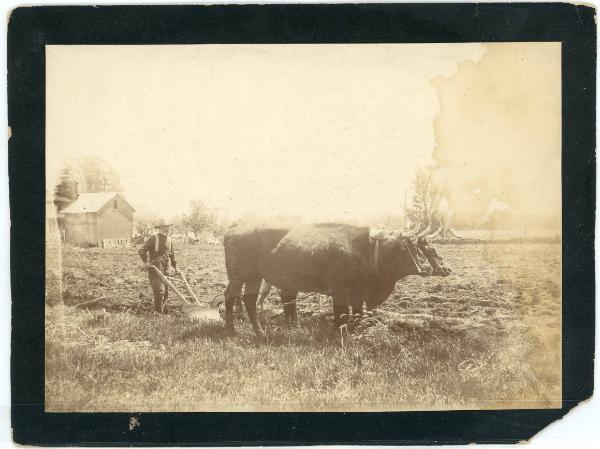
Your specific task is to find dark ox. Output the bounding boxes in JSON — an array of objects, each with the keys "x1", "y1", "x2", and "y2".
[{"x1": 223, "y1": 222, "x2": 451, "y2": 338}]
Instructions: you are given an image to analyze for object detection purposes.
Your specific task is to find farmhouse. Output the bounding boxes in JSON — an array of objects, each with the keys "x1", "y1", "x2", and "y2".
[{"x1": 61, "y1": 192, "x2": 135, "y2": 247}]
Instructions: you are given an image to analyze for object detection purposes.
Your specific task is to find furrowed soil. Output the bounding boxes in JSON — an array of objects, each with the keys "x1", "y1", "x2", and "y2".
[{"x1": 45, "y1": 240, "x2": 561, "y2": 412}]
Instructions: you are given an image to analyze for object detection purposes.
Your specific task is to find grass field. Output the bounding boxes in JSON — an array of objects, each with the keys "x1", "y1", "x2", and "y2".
[{"x1": 45, "y1": 239, "x2": 561, "y2": 412}]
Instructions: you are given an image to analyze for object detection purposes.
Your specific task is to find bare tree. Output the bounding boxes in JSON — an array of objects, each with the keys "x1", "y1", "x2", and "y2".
[
  {"x1": 79, "y1": 156, "x2": 122, "y2": 193},
  {"x1": 405, "y1": 167, "x2": 459, "y2": 240},
  {"x1": 182, "y1": 199, "x2": 225, "y2": 237}
]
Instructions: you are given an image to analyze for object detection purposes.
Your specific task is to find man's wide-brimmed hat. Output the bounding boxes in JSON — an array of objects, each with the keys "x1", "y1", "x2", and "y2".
[{"x1": 154, "y1": 219, "x2": 172, "y2": 228}]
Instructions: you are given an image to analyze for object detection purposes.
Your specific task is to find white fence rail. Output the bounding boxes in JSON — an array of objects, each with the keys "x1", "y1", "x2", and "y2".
[{"x1": 102, "y1": 237, "x2": 131, "y2": 248}]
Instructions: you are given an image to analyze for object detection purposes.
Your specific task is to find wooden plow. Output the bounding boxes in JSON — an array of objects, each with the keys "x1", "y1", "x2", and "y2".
[{"x1": 146, "y1": 265, "x2": 222, "y2": 323}]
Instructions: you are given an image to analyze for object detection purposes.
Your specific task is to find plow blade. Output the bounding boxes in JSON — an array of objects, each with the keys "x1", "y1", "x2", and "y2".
[
  {"x1": 181, "y1": 304, "x2": 222, "y2": 323},
  {"x1": 147, "y1": 265, "x2": 223, "y2": 322}
]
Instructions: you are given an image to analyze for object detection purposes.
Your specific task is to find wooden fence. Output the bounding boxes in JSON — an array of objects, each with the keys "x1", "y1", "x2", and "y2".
[{"x1": 102, "y1": 237, "x2": 131, "y2": 248}]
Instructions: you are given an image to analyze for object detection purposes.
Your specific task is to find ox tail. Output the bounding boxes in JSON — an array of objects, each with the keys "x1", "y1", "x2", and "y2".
[{"x1": 257, "y1": 282, "x2": 272, "y2": 313}]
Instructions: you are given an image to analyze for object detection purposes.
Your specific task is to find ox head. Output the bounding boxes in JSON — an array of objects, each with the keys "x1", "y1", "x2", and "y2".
[
  {"x1": 366, "y1": 232, "x2": 451, "y2": 310},
  {"x1": 415, "y1": 237, "x2": 452, "y2": 277},
  {"x1": 375, "y1": 232, "x2": 451, "y2": 279}
]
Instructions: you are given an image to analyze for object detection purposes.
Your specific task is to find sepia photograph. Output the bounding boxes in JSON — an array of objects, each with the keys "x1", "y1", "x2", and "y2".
[{"x1": 42, "y1": 42, "x2": 563, "y2": 413}]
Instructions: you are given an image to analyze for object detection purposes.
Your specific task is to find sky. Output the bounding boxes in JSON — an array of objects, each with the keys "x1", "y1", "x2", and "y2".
[{"x1": 46, "y1": 43, "x2": 560, "y2": 228}]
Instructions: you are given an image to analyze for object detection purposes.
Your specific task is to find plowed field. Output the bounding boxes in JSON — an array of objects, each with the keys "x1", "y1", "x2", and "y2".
[{"x1": 45, "y1": 240, "x2": 561, "y2": 411}]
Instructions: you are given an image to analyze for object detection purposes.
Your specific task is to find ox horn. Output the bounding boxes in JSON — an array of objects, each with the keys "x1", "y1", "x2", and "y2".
[
  {"x1": 416, "y1": 222, "x2": 432, "y2": 238},
  {"x1": 426, "y1": 226, "x2": 443, "y2": 240},
  {"x1": 403, "y1": 223, "x2": 421, "y2": 237}
]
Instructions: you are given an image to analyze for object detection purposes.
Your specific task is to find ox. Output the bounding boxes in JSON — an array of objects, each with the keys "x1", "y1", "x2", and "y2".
[{"x1": 223, "y1": 222, "x2": 451, "y2": 338}]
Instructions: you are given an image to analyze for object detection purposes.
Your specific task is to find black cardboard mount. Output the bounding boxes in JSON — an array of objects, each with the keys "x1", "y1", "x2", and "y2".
[{"x1": 8, "y1": 3, "x2": 595, "y2": 445}]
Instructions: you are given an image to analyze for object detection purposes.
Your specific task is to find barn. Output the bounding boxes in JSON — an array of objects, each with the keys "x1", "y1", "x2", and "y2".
[{"x1": 61, "y1": 192, "x2": 135, "y2": 247}]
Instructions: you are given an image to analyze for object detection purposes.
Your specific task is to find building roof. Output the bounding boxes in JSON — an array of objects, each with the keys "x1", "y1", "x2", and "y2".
[{"x1": 61, "y1": 192, "x2": 135, "y2": 214}]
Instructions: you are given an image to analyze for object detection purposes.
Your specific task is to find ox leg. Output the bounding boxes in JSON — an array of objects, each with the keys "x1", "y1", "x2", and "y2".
[
  {"x1": 290, "y1": 303, "x2": 298, "y2": 323},
  {"x1": 257, "y1": 282, "x2": 270, "y2": 328},
  {"x1": 243, "y1": 278, "x2": 266, "y2": 340},
  {"x1": 224, "y1": 281, "x2": 243, "y2": 334},
  {"x1": 234, "y1": 297, "x2": 245, "y2": 321},
  {"x1": 333, "y1": 290, "x2": 352, "y2": 329},
  {"x1": 225, "y1": 296, "x2": 237, "y2": 334},
  {"x1": 350, "y1": 297, "x2": 364, "y2": 323},
  {"x1": 333, "y1": 304, "x2": 350, "y2": 328},
  {"x1": 282, "y1": 298, "x2": 292, "y2": 322},
  {"x1": 281, "y1": 290, "x2": 298, "y2": 324},
  {"x1": 289, "y1": 293, "x2": 298, "y2": 323}
]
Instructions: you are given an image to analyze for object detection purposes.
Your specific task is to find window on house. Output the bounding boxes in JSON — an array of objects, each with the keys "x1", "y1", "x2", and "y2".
[{"x1": 113, "y1": 199, "x2": 118, "y2": 209}]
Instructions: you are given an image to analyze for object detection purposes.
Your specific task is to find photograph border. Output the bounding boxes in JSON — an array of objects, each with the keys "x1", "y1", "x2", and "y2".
[{"x1": 8, "y1": 3, "x2": 595, "y2": 445}]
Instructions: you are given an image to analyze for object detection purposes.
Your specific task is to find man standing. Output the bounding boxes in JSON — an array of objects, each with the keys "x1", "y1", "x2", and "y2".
[{"x1": 138, "y1": 219, "x2": 178, "y2": 313}]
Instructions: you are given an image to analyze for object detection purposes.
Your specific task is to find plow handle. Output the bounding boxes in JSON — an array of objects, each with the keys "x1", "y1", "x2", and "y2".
[
  {"x1": 148, "y1": 265, "x2": 190, "y2": 305},
  {"x1": 179, "y1": 271, "x2": 200, "y2": 304}
]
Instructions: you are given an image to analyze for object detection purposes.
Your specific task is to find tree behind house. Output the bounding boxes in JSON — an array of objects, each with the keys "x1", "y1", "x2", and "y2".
[
  {"x1": 54, "y1": 165, "x2": 77, "y2": 205},
  {"x1": 79, "y1": 156, "x2": 122, "y2": 193}
]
